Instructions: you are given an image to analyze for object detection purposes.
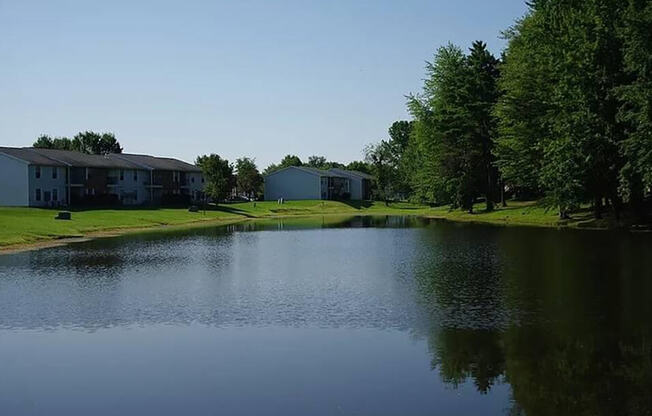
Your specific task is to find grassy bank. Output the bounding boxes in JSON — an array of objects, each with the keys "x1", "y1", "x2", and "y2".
[
  {"x1": 0, "y1": 199, "x2": 638, "y2": 251},
  {"x1": 0, "y1": 201, "x2": 429, "y2": 249}
]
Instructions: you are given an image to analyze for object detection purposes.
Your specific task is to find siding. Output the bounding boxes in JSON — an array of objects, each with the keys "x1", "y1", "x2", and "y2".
[
  {"x1": 0, "y1": 153, "x2": 29, "y2": 206},
  {"x1": 349, "y1": 177, "x2": 363, "y2": 200},
  {"x1": 28, "y1": 165, "x2": 67, "y2": 207},
  {"x1": 264, "y1": 168, "x2": 322, "y2": 200}
]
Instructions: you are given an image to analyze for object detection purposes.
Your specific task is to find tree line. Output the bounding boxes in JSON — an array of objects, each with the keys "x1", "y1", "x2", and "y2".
[
  {"x1": 366, "y1": 0, "x2": 651, "y2": 219},
  {"x1": 34, "y1": 131, "x2": 123, "y2": 155},
  {"x1": 195, "y1": 153, "x2": 373, "y2": 202}
]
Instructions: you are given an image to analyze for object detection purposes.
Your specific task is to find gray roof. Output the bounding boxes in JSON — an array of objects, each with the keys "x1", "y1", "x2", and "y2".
[
  {"x1": 31, "y1": 148, "x2": 142, "y2": 169},
  {"x1": 0, "y1": 147, "x2": 67, "y2": 166},
  {"x1": 0, "y1": 147, "x2": 200, "y2": 172},
  {"x1": 109, "y1": 153, "x2": 201, "y2": 172},
  {"x1": 265, "y1": 165, "x2": 347, "y2": 178},
  {"x1": 328, "y1": 168, "x2": 374, "y2": 180}
]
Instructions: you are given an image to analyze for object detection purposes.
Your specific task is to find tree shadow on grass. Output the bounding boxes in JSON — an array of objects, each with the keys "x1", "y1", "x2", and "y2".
[{"x1": 340, "y1": 200, "x2": 375, "y2": 209}]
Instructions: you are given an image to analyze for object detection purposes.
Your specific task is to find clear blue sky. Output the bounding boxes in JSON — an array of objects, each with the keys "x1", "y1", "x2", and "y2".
[{"x1": 0, "y1": 0, "x2": 528, "y2": 169}]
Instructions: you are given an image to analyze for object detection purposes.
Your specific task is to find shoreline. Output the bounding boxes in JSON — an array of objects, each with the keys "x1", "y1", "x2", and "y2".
[{"x1": 1, "y1": 201, "x2": 648, "y2": 254}]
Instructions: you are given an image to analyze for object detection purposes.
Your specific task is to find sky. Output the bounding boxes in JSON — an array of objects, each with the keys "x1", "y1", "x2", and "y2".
[{"x1": 0, "y1": 0, "x2": 529, "y2": 169}]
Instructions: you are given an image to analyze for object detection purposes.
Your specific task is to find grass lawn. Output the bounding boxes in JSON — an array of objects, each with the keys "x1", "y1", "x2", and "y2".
[
  {"x1": 0, "y1": 199, "x2": 625, "y2": 250},
  {"x1": 427, "y1": 200, "x2": 581, "y2": 227},
  {"x1": 0, "y1": 201, "x2": 430, "y2": 248}
]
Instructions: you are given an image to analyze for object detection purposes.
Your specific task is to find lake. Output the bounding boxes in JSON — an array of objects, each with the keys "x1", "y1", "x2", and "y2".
[{"x1": 1, "y1": 216, "x2": 651, "y2": 415}]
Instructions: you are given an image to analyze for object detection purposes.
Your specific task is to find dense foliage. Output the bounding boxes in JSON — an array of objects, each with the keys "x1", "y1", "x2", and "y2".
[
  {"x1": 234, "y1": 157, "x2": 263, "y2": 199},
  {"x1": 367, "y1": 0, "x2": 651, "y2": 218},
  {"x1": 195, "y1": 154, "x2": 234, "y2": 202},
  {"x1": 33, "y1": 131, "x2": 122, "y2": 155}
]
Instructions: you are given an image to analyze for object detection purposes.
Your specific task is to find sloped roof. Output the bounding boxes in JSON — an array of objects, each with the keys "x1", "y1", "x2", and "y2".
[
  {"x1": 265, "y1": 165, "x2": 339, "y2": 177},
  {"x1": 0, "y1": 147, "x2": 67, "y2": 166},
  {"x1": 0, "y1": 147, "x2": 201, "y2": 171},
  {"x1": 328, "y1": 168, "x2": 374, "y2": 180},
  {"x1": 31, "y1": 148, "x2": 142, "y2": 169},
  {"x1": 108, "y1": 153, "x2": 201, "y2": 172}
]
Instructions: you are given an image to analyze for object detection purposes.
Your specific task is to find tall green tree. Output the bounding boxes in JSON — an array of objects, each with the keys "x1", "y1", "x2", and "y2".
[
  {"x1": 346, "y1": 160, "x2": 373, "y2": 175},
  {"x1": 33, "y1": 131, "x2": 122, "y2": 155},
  {"x1": 616, "y1": 0, "x2": 652, "y2": 212},
  {"x1": 235, "y1": 157, "x2": 263, "y2": 199},
  {"x1": 466, "y1": 41, "x2": 501, "y2": 211},
  {"x1": 72, "y1": 131, "x2": 123, "y2": 154},
  {"x1": 264, "y1": 154, "x2": 303, "y2": 174},
  {"x1": 494, "y1": 11, "x2": 553, "y2": 199},
  {"x1": 196, "y1": 154, "x2": 233, "y2": 202}
]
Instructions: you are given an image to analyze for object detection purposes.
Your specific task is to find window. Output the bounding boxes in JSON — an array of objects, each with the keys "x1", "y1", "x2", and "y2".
[
  {"x1": 201, "y1": 177, "x2": 204, "y2": 183},
  {"x1": 35, "y1": 166, "x2": 41, "y2": 179},
  {"x1": 134, "y1": 190, "x2": 138, "y2": 201},
  {"x1": 44, "y1": 191, "x2": 51, "y2": 202},
  {"x1": 53, "y1": 189, "x2": 58, "y2": 201},
  {"x1": 35, "y1": 189, "x2": 41, "y2": 201},
  {"x1": 120, "y1": 170, "x2": 124, "y2": 181},
  {"x1": 133, "y1": 170, "x2": 138, "y2": 181},
  {"x1": 191, "y1": 177, "x2": 195, "y2": 183},
  {"x1": 52, "y1": 167, "x2": 57, "y2": 179}
]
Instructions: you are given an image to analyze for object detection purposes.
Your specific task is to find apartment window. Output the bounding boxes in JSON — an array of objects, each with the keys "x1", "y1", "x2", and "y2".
[
  {"x1": 52, "y1": 167, "x2": 58, "y2": 179},
  {"x1": 35, "y1": 166, "x2": 41, "y2": 179},
  {"x1": 191, "y1": 177, "x2": 195, "y2": 183},
  {"x1": 120, "y1": 170, "x2": 124, "y2": 181},
  {"x1": 35, "y1": 189, "x2": 41, "y2": 201},
  {"x1": 133, "y1": 170, "x2": 138, "y2": 181},
  {"x1": 52, "y1": 189, "x2": 58, "y2": 201}
]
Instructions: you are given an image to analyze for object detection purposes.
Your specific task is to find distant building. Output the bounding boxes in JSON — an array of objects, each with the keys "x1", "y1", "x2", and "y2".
[
  {"x1": 327, "y1": 168, "x2": 373, "y2": 200},
  {"x1": 0, "y1": 147, "x2": 205, "y2": 207},
  {"x1": 263, "y1": 166, "x2": 373, "y2": 201}
]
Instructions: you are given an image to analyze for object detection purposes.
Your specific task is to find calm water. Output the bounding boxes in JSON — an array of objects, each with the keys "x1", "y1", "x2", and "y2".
[{"x1": 1, "y1": 216, "x2": 651, "y2": 416}]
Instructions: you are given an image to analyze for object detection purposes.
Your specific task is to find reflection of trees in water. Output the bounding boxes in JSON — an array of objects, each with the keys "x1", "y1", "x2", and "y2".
[{"x1": 412, "y1": 224, "x2": 652, "y2": 415}]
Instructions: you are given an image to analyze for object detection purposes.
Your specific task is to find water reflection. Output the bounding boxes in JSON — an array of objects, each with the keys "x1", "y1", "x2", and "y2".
[
  {"x1": 409, "y1": 225, "x2": 652, "y2": 415},
  {"x1": 0, "y1": 216, "x2": 651, "y2": 415}
]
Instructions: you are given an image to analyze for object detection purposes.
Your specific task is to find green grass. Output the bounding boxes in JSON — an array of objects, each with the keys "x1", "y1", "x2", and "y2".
[
  {"x1": 0, "y1": 207, "x2": 240, "y2": 247},
  {"x1": 427, "y1": 201, "x2": 572, "y2": 227},
  {"x1": 0, "y1": 201, "x2": 430, "y2": 248},
  {"x1": 0, "y1": 199, "x2": 625, "y2": 249}
]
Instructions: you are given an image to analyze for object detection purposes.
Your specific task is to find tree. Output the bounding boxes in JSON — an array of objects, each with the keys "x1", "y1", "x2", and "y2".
[
  {"x1": 494, "y1": 12, "x2": 553, "y2": 199},
  {"x1": 306, "y1": 155, "x2": 345, "y2": 170},
  {"x1": 495, "y1": 0, "x2": 630, "y2": 218},
  {"x1": 235, "y1": 157, "x2": 263, "y2": 199},
  {"x1": 72, "y1": 131, "x2": 123, "y2": 155},
  {"x1": 346, "y1": 161, "x2": 373, "y2": 175},
  {"x1": 33, "y1": 135, "x2": 55, "y2": 149},
  {"x1": 466, "y1": 41, "x2": 501, "y2": 211},
  {"x1": 33, "y1": 131, "x2": 122, "y2": 154},
  {"x1": 616, "y1": 0, "x2": 652, "y2": 213},
  {"x1": 364, "y1": 140, "x2": 395, "y2": 200},
  {"x1": 279, "y1": 154, "x2": 302, "y2": 168},
  {"x1": 263, "y1": 154, "x2": 303, "y2": 175},
  {"x1": 307, "y1": 155, "x2": 327, "y2": 169},
  {"x1": 196, "y1": 154, "x2": 234, "y2": 202}
]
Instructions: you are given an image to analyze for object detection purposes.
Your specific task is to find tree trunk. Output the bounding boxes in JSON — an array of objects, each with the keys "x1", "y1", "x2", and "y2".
[
  {"x1": 486, "y1": 197, "x2": 494, "y2": 212},
  {"x1": 593, "y1": 196, "x2": 603, "y2": 219}
]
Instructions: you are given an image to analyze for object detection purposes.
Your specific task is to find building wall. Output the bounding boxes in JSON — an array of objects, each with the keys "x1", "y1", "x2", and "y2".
[
  {"x1": 107, "y1": 168, "x2": 150, "y2": 205},
  {"x1": 0, "y1": 154, "x2": 29, "y2": 206},
  {"x1": 264, "y1": 168, "x2": 322, "y2": 200},
  {"x1": 28, "y1": 165, "x2": 67, "y2": 207},
  {"x1": 348, "y1": 177, "x2": 363, "y2": 200},
  {"x1": 186, "y1": 172, "x2": 204, "y2": 200}
]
